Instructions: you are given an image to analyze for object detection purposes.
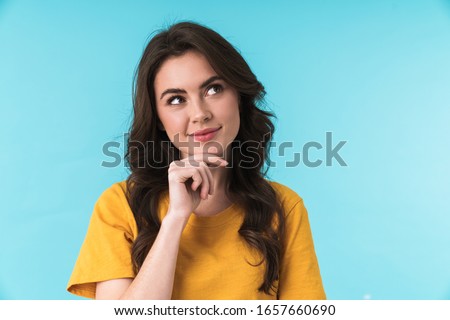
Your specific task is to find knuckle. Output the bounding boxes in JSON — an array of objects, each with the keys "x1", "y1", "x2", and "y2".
[{"x1": 169, "y1": 161, "x2": 179, "y2": 168}]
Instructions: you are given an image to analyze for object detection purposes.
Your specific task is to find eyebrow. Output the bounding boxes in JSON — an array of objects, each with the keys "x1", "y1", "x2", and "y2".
[{"x1": 159, "y1": 75, "x2": 223, "y2": 100}]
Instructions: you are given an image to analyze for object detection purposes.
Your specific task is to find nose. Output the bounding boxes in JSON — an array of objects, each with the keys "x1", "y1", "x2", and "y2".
[{"x1": 190, "y1": 99, "x2": 212, "y2": 123}]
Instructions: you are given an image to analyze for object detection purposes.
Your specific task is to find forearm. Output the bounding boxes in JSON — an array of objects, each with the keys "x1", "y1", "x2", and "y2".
[{"x1": 120, "y1": 213, "x2": 187, "y2": 299}]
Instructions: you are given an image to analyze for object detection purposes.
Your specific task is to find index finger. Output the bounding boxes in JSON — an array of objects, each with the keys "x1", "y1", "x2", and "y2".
[{"x1": 183, "y1": 153, "x2": 228, "y2": 167}]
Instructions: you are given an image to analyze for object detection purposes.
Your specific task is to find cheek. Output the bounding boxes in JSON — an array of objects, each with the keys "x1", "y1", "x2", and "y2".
[
  {"x1": 220, "y1": 94, "x2": 240, "y2": 125},
  {"x1": 225, "y1": 101, "x2": 240, "y2": 125},
  {"x1": 230, "y1": 113, "x2": 240, "y2": 129},
  {"x1": 158, "y1": 112, "x2": 181, "y2": 133},
  {"x1": 221, "y1": 109, "x2": 240, "y2": 139}
]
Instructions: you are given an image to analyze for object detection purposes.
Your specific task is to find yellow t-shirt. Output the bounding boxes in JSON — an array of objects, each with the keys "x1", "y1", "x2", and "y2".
[{"x1": 67, "y1": 180, "x2": 326, "y2": 299}]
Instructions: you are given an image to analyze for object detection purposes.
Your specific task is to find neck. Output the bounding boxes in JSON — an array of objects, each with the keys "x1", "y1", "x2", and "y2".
[{"x1": 209, "y1": 165, "x2": 231, "y2": 194}]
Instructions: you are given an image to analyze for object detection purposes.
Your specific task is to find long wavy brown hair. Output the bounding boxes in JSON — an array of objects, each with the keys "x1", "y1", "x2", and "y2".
[{"x1": 125, "y1": 21, "x2": 285, "y2": 295}]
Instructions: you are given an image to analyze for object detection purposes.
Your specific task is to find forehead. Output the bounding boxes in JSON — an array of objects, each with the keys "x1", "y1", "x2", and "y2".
[{"x1": 154, "y1": 50, "x2": 217, "y2": 92}]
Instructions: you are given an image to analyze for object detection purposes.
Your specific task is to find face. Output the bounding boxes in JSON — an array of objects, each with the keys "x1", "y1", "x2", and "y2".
[{"x1": 154, "y1": 50, "x2": 240, "y2": 160}]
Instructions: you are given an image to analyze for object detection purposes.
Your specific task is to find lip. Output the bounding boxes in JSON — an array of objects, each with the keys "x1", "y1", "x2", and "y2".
[
  {"x1": 190, "y1": 127, "x2": 221, "y2": 142},
  {"x1": 190, "y1": 127, "x2": 221, "y2": 136}
]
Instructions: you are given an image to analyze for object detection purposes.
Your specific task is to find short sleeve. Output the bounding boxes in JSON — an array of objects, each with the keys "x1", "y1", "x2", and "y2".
[
  {"x1": 67, "y1": 182, "x2": 137, "y2": 299},
  {"x1": 278, "y1": 200, "x2": 326, "y2": 300}
]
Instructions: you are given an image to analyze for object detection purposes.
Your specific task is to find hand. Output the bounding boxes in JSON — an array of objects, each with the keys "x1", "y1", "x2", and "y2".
[{"x1": 166, "y1": 153, "x2": 228, "y2": 223}]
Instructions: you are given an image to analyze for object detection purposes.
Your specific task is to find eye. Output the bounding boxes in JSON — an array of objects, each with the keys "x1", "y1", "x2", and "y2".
[
  {"x1": 206, "y1": 84, "x2": 223, "y2": 96},
  {"x1": 167, "y1": 95, "x2": 185, "y2": 105}
]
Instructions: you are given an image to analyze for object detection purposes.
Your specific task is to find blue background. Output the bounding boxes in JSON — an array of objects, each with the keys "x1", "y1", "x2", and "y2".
[{"x1": 1, "y1": 0, "x2": 449, "y2": 299}]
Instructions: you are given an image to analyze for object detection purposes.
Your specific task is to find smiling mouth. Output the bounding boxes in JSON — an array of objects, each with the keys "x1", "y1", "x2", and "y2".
[
  {"x1": 191, "y1": 127, "x2": 221, "y2": 142},
  {"x1": 189, "y1": 127, "x2": 222, "y2": 136}
]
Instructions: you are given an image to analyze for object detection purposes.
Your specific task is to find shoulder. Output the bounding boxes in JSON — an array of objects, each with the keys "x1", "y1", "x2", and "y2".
[
  {"x1": 98, "y1": 180, "x2": 128, "y2": 201},
  {"x1": 267, "y1": 180, "x2": 303, "y2": 202},
  {"x1": 92, "y1": 180, "x2": 136, "y2": 233},
  {"x1": 94, "y1": 180, "x2": 130, "y2": 212},
  {"x1": 266, "y1": 179, "x2": 306, "y2": 217}
]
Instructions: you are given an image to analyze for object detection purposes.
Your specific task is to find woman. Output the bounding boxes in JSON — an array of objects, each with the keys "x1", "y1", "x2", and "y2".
[{"x1": 67, "y1": 21, "x2": 326, "y2": 300}]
